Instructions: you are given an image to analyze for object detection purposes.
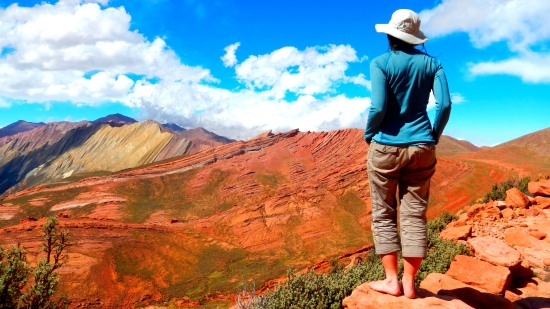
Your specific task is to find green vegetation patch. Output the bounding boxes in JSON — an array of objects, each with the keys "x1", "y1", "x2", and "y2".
[
  {"x1": 242, "y1": 211, "x2": 469, "y2": 309},
  {"x1": 256, "y1": 173, "x2": 287, "y2": 195},
  {"x1": 0, "y1": 187, "x2": 87, "y2": 227},
  {"x1": 477, "y1": 176, "x2": 531, "y2": 203},
  {"x1": 337, "y1": 191, "x2": 365, "y2": 218},
  {"x1": 113, "y1": 169, "x2": 197, "y2": 223},
  {"x1": 333, "y1": 190, "x2": 370, "y2": 250},
  {"x1": 114, "y1": 168, "x2": 239, "y2": 223},
  {"x1": 109, "y1": 229, "x2": 290, "y2": 305}
]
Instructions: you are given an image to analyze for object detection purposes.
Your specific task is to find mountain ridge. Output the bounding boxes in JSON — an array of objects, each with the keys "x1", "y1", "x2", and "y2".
[
  {"x1": 0, "y1": 118, "x2": 548, "y2": 307},
  {"x1": 0, "y1": 116, "x2": 234, "y2": 196},
  {"x1": 0, "y1": 120, "x2": 46, "y2": 138}
]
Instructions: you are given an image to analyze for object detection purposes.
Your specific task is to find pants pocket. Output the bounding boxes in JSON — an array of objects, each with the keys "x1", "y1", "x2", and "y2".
[{"x1": 371, "y1": 143, "x2": 399, "y2": 170}]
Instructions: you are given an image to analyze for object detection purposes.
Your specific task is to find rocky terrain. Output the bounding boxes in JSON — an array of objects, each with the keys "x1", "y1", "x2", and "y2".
[
  {"x1": 343, "y1": 179, "x2": 550, "y2": 309},
  {"x1": 0, "y1": 126, "x2": 549, "y2": 307},
  {"x1": 0, "y1": 115, "x2": 232, "y2": 195}
]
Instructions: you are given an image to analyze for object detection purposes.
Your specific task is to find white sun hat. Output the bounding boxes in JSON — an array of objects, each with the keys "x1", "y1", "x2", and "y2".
[{"x1": 375, "y1": 9, "x2": 428, "y2": 45}]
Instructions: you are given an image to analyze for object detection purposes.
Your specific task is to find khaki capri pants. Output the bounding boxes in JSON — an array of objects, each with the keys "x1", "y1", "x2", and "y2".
[{"x1": 367, "y1": 142, "x2": 436, "y2": 258}]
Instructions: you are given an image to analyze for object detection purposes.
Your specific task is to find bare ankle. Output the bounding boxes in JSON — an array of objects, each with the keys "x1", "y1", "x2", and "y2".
[{"x1": 401, "y1": 275, "x2": 416, "y2": 299}]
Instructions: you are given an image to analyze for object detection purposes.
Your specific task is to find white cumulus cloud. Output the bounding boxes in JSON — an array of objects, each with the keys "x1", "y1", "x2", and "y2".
[
  {"x1": 421, "y1": 0, "x2": 550, "y2": 83},
  {"x1": 134, "y1": 45, "x2": 371, "y2": 139},
  {"x1": 0, "y1": 0, "x2": 213, "y2": 104},
  {"x1": 221, "y1": 42, "x2": 240, "y2": 67},
  {"x1": 235, "y1": 44, "x2": 362, "y2": 99},
  {"x1": 0, "y1": 0, "x2": 370, "y2": 139}
]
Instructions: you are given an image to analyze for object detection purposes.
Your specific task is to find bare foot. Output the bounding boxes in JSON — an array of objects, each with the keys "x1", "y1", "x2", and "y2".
[
  {"x1": 401, "y1": 276, "x2": 416, "y2": 299},
  {"x1": 368, "y1": 278, "x2": 402, "y2": 296}
]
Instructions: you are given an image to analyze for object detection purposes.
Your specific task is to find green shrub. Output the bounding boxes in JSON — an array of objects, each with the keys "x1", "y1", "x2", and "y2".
[
  {"x1": 0, "y1": 245, "x2": 29, "y2": 308},
  {"x1": 241, "y1": 211, "x2": 468, "y2": 309},
  {"x1": 0, "y1": 216, "x2": 69, "y2": 309},
  {"x1": 480, "y1": 177, "x2": 531, "y2": 203}
]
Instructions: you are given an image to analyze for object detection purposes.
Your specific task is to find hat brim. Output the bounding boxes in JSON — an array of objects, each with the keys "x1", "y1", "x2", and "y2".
[{"x1": 375, "y1": 24, "x2": 428, "y2": 45}]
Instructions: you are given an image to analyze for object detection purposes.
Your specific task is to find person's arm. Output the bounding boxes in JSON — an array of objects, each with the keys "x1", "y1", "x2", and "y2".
[
  {"x1": 432, "y1": 67, "x2": 452, "y2": 144},
  {"x1": 364, "y1": 60, "x2": 387, "y2": 143}
]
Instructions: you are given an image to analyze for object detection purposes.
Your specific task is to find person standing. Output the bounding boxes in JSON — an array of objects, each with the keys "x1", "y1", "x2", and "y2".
[{"x1": 364, "y1": 9, "x2": 452, "y2": 299}]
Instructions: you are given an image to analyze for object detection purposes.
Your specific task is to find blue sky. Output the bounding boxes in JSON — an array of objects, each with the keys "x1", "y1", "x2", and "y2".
[{"x1": 0, "y1": 0, "x2": 548, "y2": 146}]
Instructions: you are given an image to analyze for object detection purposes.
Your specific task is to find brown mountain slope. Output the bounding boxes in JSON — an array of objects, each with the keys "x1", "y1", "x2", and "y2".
[
  {"x1": 0, "y1": 120, "x2": 231, "y2": 196},
  {"x1": 436, "y1": 134, "x2": 480, "y2": 156},
  {"x1": 2, "y1": 128, "x2": 545, "y2": 307},
  {"x1": 457, "y1": 127, "x2": 550, "y2": 177}
]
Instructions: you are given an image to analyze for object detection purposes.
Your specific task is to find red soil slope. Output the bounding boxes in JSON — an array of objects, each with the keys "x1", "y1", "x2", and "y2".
[{"x1": 0, "y1": 128, "x2": 548, "y2": 307}]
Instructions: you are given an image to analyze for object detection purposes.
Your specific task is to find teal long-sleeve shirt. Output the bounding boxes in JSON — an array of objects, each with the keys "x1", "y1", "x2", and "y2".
[{"x1": 364, "y1": 48, "x2": 452, "y2": 145}]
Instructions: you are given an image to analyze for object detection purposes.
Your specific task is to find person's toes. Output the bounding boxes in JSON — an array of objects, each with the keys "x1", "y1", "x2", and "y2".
[{"x1": 368, "y1": 280, "x2": 402, "y2": 296}]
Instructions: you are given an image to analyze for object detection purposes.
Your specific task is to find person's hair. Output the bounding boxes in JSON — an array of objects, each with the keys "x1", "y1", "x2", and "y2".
[{"x1": 387, "y1": 34, "x2": 415, "y2": 51}]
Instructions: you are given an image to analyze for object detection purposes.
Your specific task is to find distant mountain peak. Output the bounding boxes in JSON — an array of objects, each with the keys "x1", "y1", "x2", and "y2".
[
  {"x1": 161, "y1": 123, "x2": 186, "y2": 132},
  {"x1": 93, "y1": 113, "x2": 137, "y2": 124},
  {"x1": 0, "y1": 120, "x2": 46, "y2": 138}
]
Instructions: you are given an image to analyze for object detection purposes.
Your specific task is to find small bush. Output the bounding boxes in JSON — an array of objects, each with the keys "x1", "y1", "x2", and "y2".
[
  {"x1": 0, "y1": 216, "x2": 69, "y2": 309},
  {"x1": 241, "y1": 211, "x2": 468, "y2": 309},
  {"x1": 480, "y1": 177, "x2": 531, "y2": 203}
]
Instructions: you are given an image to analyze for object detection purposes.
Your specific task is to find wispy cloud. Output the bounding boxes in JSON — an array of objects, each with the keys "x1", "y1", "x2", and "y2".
[
  {"x1": 421, "y1": 0, "x2": 550, "y2": 83},
  {"x1": 221, "y1": 42, "x2": 240, "y2": 67},
  {"x1": 469, "y1": 52, "x2": 550, "y2": 83},
  {"x1": 0, "y1": 97, "x2": 11, "y2": 108}
]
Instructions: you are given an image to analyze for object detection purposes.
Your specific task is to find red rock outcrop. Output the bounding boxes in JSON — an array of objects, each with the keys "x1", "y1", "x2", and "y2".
[
  {"x1": 344, "y1": 181, "x2": 550, "y2": 308},
  {"x1": 505, "y1": 187, "x2": 530, "y2": 208},
  {"x1": 467, "y1": 236, "x2": 521, "y2": 267},
  {"x1": 343, "y1": 281, "x2": 474, "y2": 309},
  {"x1": 528, "y1": 179, "x2": 550, "y2": 197},
  {"x1": 446, "y1": 255, "x2": 511, "y2": 294}
]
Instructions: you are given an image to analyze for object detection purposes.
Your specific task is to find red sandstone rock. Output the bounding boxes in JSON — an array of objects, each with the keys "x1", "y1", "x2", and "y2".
[
  {"x1": 534, "y1": 196, "x2": 550, "y2": 209},
  {"x1": 500, "y1": 208, "x2": 516, "y2": 221},
  {"x1": 533, "y1": 267, "x2": 550, "y2": 281},
  {"x1": 505, "y1": 188, "x2": 530, "y2": 208},
  {"x1": 511, "y1": 278, "x2": 550, "y2": 308},
  {"x1": 505, "y1": 228, "x2": 550, "y2": 268},
  {"x1": 420, "y1": 273, "x2": 514, "y2": 309},
  {"x1": 482, "y1": 205, "x2": 501, "y2": 220},
  {"x1": 466, "y1": 203, "x2": 485, "y2": 218},
  {"x1": 528, "y1": 179, "x2": 550, "y2": 197},
  {"x1": 503, "y1": 290, "x2": 521, "y2": 302},
  {"x1": 342, "y1": 282, "x2": 473, "y2": 309},
  {"x1": 505, "y1": 228, "x2": 548, "y2": 251},
  {"x1": 526, "y1": 207, "x2": 541, "y2": 217},
  {"x1": 19, "y1": 217, "x2": 37, "y2": 224},
  {"x1": 467, "y1": 236, "x2": 521, "y2": 267},
  {"x1": 529, "y1": 230, "x2": 547, "y2": 240},
  {"x1": 454, "y1": 213, "x2": 468, "y2": 227},
  {"x1": 446, "y1": 255, "x2": 511, "y2": 294},
  {"x1": 544, "y1": 258, "x2": 550, "y2": 266},
  {"x1": 440, "y1": 225, "x2": 472, "y2": 241}
]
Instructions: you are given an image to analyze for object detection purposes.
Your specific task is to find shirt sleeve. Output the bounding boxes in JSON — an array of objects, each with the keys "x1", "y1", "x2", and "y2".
[
  {"x1": 364, "y1": 59, "x2": 387, "y2": 143},
  {"x1": 431, "y1": 66, "x2": 452, "y2": 144}
]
